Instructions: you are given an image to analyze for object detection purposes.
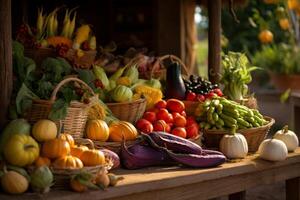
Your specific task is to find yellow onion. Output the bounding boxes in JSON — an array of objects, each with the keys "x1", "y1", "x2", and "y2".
[{"x1": 30, "y1": 166, "x2": 53, "y2": 193}]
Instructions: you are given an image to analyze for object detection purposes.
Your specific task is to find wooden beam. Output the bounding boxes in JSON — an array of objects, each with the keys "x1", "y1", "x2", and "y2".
[
  {"x1": 0, "y1": 0, "x2": 12, "y2": 128},
  {"x1": 286, "y1": 177, "x2": 300, "y2": 200},
  {"x1": 208, "y1": 0, "x2": 221, "y2": 83},
  {"x1": 229, "y1": 191, "x2": 246, "y2": 200}
]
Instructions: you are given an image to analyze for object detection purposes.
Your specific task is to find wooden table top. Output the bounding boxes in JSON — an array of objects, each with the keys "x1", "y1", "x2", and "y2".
[{"x1": 1, "y1": 148, "x2": 300, "y2": 200}]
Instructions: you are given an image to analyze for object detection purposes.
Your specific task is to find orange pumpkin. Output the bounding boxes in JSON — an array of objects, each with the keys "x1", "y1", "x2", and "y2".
[
  {"x1": 80, "y1": 149, "x2": 105, "y2": 166},
  {"x1": 258, "y1": 30, "x2": 273, "y2": 44},
  {"x1": 108, "y1": 121, "x2": 138, "y2": 142},
  {"x1": 86, "y1": 120, "x2": 109, "y2": 142},
  {"x1": 42, "y1": 138, "x2": 70, "y2": 159},
  {"x1": 34, "y1": 156, "x2": 51, "y2": 167},
  {"x1": 52, "y1": 155, "x2": 83, "y2": 169},
  {"x1": 70, "y1": 145, "x2": 89, "y2": 159},
  {"x1": 59, "y1": 133, "x2": 75, "y2": 147}
]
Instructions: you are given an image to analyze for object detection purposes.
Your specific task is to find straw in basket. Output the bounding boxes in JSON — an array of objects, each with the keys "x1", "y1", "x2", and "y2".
[
  {"x1": 25, "y1": 77, "x2": 96, "y2": 139},
  {"x1": 203, "y1": 116, "x2": 275, "y2": 152}
]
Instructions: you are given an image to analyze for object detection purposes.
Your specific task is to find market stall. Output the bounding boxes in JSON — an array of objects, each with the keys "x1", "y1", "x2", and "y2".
[{"x1": 0, "y1": 0, "x2": 299, "y2": 200}]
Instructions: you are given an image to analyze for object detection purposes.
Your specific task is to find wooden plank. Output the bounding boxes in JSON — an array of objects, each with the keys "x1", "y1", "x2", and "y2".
[
  {"x1": 0, "y1": 0, "x2": 12, "y2": 128},
  {"x1": 229, "y1": 191, "x2": 246, "y2": 200},
  {"x1": 286, "y1": 177, "x2": 300, "y2": 200},
  {"x1": 208, "y1": 0, "x2": 221, "y2": 83},
  {"x1": 1, "y1": 149, "x2": 300, "y2": 200}
]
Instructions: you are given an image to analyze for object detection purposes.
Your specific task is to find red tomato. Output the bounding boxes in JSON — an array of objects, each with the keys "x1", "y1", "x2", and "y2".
[
  {"x1": 166, "y1": 99, "x2": 185, "y2": 113},
  {"x1": 153, "y1": 120, "x2": 168, "y2": 132},
  {"x1": 173, "y1": 115, "x2": 187, "y2": 127},
  {"x1": 186, "y1": 124, "x2": 199, "y2": 138},
  {"x1": 155, "y1": 100, "x2": 167, "y2": 109},
  {"x1": 156, "y1": 108, "x2": 169, "y2": 121},
  {"x1": 136, "y1": 119, "x2": 153, "y2": 133},
  {"x1": 143, "y1": 112, "x2": 157, "y2": 123},
  {"x1": 167, "y1": 123, "x2": 174, "y2": 129},
  {"x1": 165, "y1": 123, "x2": 171, "y2": 133},
  {"x1": 186, "y1": 92, "x2": 196, "y2": 101},
  {"x1": 171, "y1": 127, "x2": 187, "y2": 138},
  {"x1": 180, "y1": 111, "x2": 187, "y2": 118},
  {"x1": 186, "y1": 116, "x2": 197, "y2": 127},
  {"x1": 172, "y1": 112, "x2": 181, "y2": 119},
  {"x1": 205, "y1": 92, "x2": 216, "y2": 99},
  {"x1": 196, "y1": 94, "x2": 205, "y2": 102},
  {"x1": 213, "y1": 88, "x2": 223, "y2": 97},
  {"x1": 146, "y1": 107, "x2": 159, "y2": 114},
  {"x1": 164, "y1": 113, "x2": 174, "y2": 123}
]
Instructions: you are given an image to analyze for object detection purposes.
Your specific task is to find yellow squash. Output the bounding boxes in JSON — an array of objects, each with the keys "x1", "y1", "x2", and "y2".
[{"x1": 86, "y1": 120, "x2": 109, "y2": 142}]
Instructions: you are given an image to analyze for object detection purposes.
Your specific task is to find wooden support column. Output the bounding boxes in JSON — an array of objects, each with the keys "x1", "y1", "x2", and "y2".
[
  {"x1": 208, "y1": 0, "x2": 221, "y2": 83},
  {"x1": 0, "y1": 0, "x2": 12, "y2": 128}
]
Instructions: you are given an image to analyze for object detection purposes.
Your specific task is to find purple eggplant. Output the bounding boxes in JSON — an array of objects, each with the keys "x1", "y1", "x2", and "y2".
[
  {"x1": 166, "y1": 150, "x2": 226, "y2": 168},
  {"x1": 100, "y1": 149, "x2": 120, "y2": 169},
  {"x1": 120, "y1": 141, "x2": 173, "y2": 169},
  {"x1": 144, "y1": 132, "x2": 202, "y2": 154},
  {"x1": 201, "y1": 149, "x2": 224, "y2": 156}
]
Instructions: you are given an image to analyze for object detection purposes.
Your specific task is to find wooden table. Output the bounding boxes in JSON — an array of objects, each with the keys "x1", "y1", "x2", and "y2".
[{"x1": 1, "y1": 148, "x2": 300, "y2": 200}]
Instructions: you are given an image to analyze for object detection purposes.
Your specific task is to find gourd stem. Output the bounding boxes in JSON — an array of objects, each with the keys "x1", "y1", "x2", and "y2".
[
  {"x1": 24, "y1": 144, "x2": 36, "y2": 150},
  {"x1": 283, "y1": 125, "x2": 289, "y2": 133}
]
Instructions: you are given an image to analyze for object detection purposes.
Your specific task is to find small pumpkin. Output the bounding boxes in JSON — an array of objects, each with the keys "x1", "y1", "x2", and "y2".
[
  {"x1": 42, "y1": 138, "x2": 70, "y2": 159},
  {"x1": 70, "y1": 145, "x2": 89, "y2": 159},
  {"x1": 1, "y1": 171, "x2": 29, "y2": 194},
  {"x1": 80, "y1": 149, "x2": 105, "y2": 166},
  {"x1": 59, "y1": 133, "x2": 75, "y2": 147},
  {"x1": 52, "y1": 155, "x2": 83, "y2": 169},
  {"x1": 4, "y1": 134, "x2": 40, "y2": 167},
  {"x1": 86, "y1": 120, "x2": 109, "y2": 142},
  {"x1": 35, "y1": 156, "x2": 51, "y2": 167},
  {"x1": 32, "y1": 119, "x2": 57, "y2": 142},
  {"x1": 258, "y1": 139, "x2": 288, "y2": 161},
  {"x1": 220, "y1": 133, "x2": 248, "y2": 159},
  {"x1": 273, "y1": 125, "x2": 299, "y2": 152},
  {"x1": 109, "y1": 121, "x2": 138, "y2": 142}
]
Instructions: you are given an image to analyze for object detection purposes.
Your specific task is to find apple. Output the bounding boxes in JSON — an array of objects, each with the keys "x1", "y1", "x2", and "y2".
[
  {"x1": 171, "y1": 127, "x2": 187, "y2": 138},
  {"x1": 143, "y1": 112, "x2": 156, "y2": 123},
  {"x1": 166, "y1": 99, "x2": 185, "y2": 113}
]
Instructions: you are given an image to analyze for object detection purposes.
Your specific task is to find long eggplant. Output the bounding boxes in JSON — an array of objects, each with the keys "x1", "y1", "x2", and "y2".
[
  {"x1": 166, "y1": 150, "x2": 226, "y2": 168},
  {"x1": 120, "y1": 140, "x2": 173, "y2": 170},
  {"x1": 201, "y1": 149, "x2": 224, "y2": 156},
  {"x1": 144, "y1": 132, "x2": 203, "y2": 154}
]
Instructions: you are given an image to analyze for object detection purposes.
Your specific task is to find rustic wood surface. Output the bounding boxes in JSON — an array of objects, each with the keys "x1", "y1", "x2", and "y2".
[
  {"x1": 0, "y1": 148, "x2": 300, "y2": 200},
  {"x1": 0, "y1": 0, "x2": 12, "y2": 128}
]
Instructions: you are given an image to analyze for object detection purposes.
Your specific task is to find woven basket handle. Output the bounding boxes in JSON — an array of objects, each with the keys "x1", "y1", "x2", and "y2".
[
  {"x1": 50, "y1": 77, "x2": 95, "y2": 102},
  {"x1": 157, "y1": 55, "x2": 189, "y2": 76},
  {"x1": 74, "y1": 138, "x2": 95, "y2": 149}
]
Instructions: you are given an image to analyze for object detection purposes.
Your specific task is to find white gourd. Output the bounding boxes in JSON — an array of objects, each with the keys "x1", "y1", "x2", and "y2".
[
  {"x1": 258, "y1": 139, "x2": 288, "y2": 161},
  {"x1": 220, "y1": 133, "x2": 248, "y2": 159},
  {"x1": 273, "y1": 126, "x2": 299, "y2": 152}
]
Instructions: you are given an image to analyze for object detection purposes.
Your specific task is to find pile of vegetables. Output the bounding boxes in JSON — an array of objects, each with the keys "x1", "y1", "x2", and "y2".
[
  {"x1": 195, "y1": 97, "x2": 267, "y2": 131},
  {"x1": 220, "y1": 52, "x2": 258, "y2": 101}
]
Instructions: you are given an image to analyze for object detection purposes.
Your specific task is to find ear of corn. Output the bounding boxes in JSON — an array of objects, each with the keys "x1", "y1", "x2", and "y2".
[
  {"x1": 36, "y1": 8, "x2": 45, "y2": 39},
  {"x1": 68, "y1": 12, "x2": 77, "y2": 39},
  {"x1": 73, "y1": 25, "x2": 90, "y2": 49},
  {"x1": 134, "y1": 85, "x2": 163, "y2": 109},
  {"x1": 89, "y1": 36, "x2": 96, "y2": 50}
]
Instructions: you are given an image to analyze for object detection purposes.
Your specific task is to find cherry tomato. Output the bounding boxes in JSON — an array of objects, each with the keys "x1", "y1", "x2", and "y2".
[
  {"x1": 213, "y1": 88, "x2": 223, "y2": 97},
  {"x1": 136, "y1": 119, "x2": 153, "y2": 133},
  {"x1": 172, "y1": 112, "x2": 181, "y2": 119},
  {"x1": 153, "y1": 120, "x2": 168, "y2": 132},
  {"x1": 164, "y1": 113, "x2": 174, "y2": 123},
  {"x1": 205, "y1": 92, "x2": 216, "y2": 99},
  {"x1": 156, "y1": 108, "x2": 169, "y2": 121},
  {"x1": 186, "y1": 124, "x2": 199, "y2": 139},
  {"x1": 180, "y1": 111, "x2": 187, "y2": 118},
  {"x1": 155, "y1": 100, "x2": 167, "y2": 109},
  {"x1": 166, "y1": 99, "x2": 185, "y2": 113},
  {"x1": 143, "y1": 112, "x2": 157, "y2": 123},
  {"x1": 173, "y1": 115, "x2": 187, "y2": 127},
  {"x1": 186, "y1": 92, "x2": 197, "y2": 101},
  {"x1": 196, "y1": 94, "x2": 205, "y2": 102},
  {"x1": 171, "y1": 127, "x2": 187, "y2": 138}
]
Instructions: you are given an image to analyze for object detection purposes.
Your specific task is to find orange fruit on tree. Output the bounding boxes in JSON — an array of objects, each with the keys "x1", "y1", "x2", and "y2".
[
  {"x1": 288, "y1": 0, "x2": 300, "y2": 10},
  {"x1": 279, "y1": 18, "x2": 290, "y2": 30},
  {"x1": 258, "y1": 30, "x2": 273, "y2": 44}
]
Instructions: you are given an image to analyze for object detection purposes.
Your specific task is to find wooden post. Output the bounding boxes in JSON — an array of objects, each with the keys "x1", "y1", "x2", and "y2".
[
  {"x1": 0, "y1": 0, "x2": 12, "y2": 128},
  {"x1": 286, "y1": 177, "x2": 300, "y2": 200},
  {"x1": 229, "y1": 191, "x2": 246, "y2": 200},
  {"x1": 208, "y1": 0, "x2": 221, "y2": 83}
]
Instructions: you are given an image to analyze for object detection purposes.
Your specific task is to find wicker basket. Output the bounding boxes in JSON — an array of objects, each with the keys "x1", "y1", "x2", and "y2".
[
  {"x1": 25, "y1": 77, "x2": 96, "y2": 139},
  {"x1": 51, "y1": 165, "x2": 105, "y2": 190},
  {"x1": 24, "y1": 48, "x2": 56, "y2": 66},
  {"x1": 106, "y1": 98, "x2": 147, "y2": 123},
  {"x1": 203, "y1": 116, "x2": 275, "y2": 152}
]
